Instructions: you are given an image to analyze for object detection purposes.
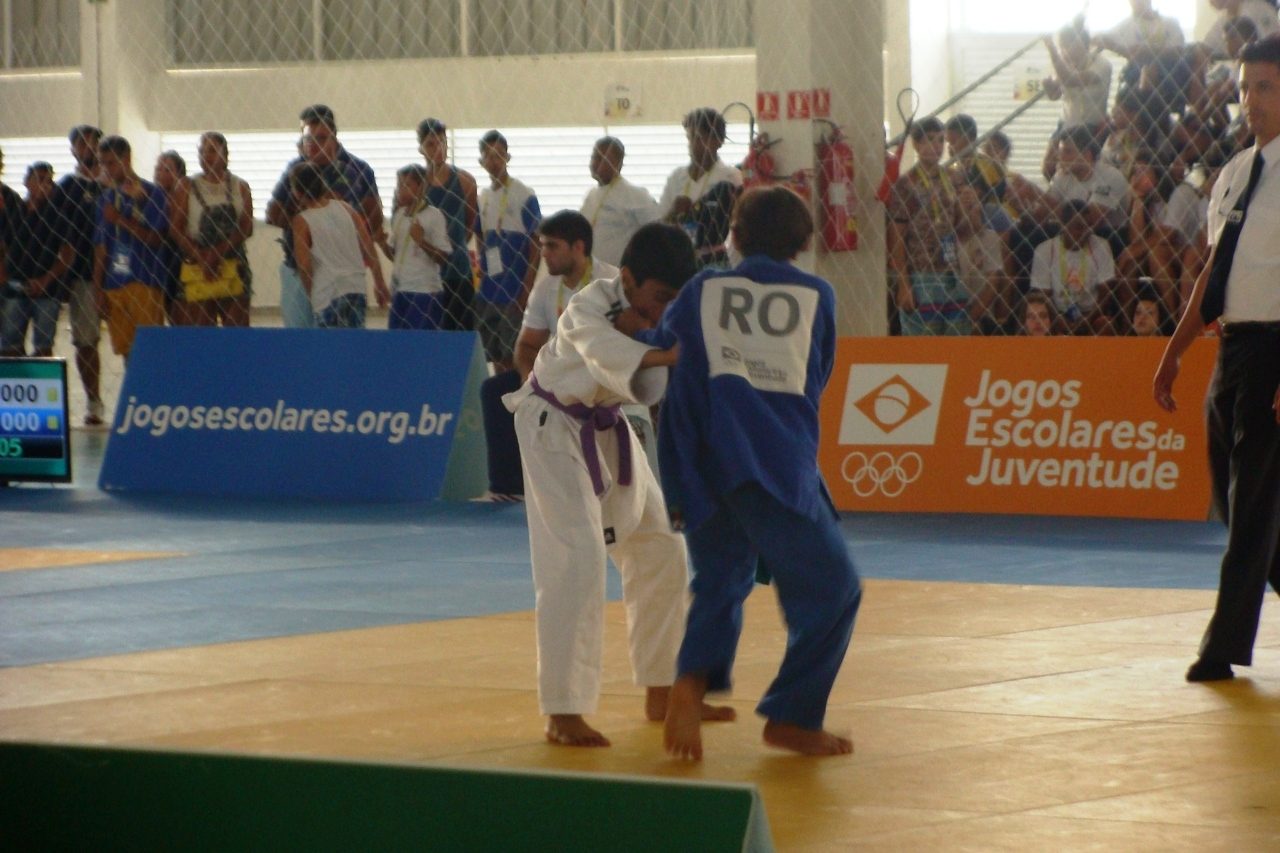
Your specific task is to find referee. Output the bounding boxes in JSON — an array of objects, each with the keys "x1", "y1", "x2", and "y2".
[{"x1": 1154, "y1": 35, "x2": 1280, "y2": 682}]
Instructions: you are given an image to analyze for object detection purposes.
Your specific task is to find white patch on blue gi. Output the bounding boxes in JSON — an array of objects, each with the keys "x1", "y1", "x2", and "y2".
[{"x1": 700, "y1": 276, "x2": 817, "y2": 396}]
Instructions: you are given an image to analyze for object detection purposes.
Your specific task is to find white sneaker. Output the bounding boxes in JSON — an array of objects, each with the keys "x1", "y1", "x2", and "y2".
[{"x1": 85, "y1": 399, "x2": 105, "y2": 427}]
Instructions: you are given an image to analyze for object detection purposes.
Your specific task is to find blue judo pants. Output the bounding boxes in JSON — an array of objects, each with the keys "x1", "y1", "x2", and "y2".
[{"x1": 679, "y1": 483, "x2": 861, "y2": 730}]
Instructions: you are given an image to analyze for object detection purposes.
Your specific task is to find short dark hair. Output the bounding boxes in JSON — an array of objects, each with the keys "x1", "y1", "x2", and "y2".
[
  {"x1": 417, "y1": 117, "x2": 446, "y2": 141},
  {"x1": 68, "y1": 124, "x2": 101, "y2": 145},
  {"x1": 595, "y1": 135, "x2": 625, "y2": 158},
  {"x1": 539, "y1": 209, "x2": 593, "y2": 257},
  {"x1": 290, "y1": 162, "x2": 328, "y2": 200},
  {"x1": 200, "y1": 131, "x2": 228, "y2": 154},
  {"x1": 480, "y1": 130, "x2": 507, "y2": 151},
  {"x1": 25, "y1": 161, "x2": 53, "y2": 181},
  {"x1": 300, "y1": 104, "x2": 337, "y2": 132},
  {"x1": 98, "y1": 135, "x2": 131, "y2": 157},
  {"x1": 1226, "y1": 16, "x2": 1259, "y2": 44},
  {"x1": 620, "y1": 223, "x2": 697, "y2": 291},
  {"x1": 1061, "y1": 198, "x2": 1092, "y2": 223},
  {"x1": 683, "y1": 107, "x2": 726, "y2": 142},
  {"x1": 910, "y1": 116, "x2": 944, "y2": 140},
  {"x1": 1240, "y1": 32, "x2": 1280, "y2": 67},
  {"x1": 731, "y1": 186, "x2": 813, "y2": 261},
  {"x1": 1059, "y1": 125, "x2": 1099, "y2": 159},
  {"x1": 986, "y1": 130, "x2": 1012, "y2": 156},
  {"x1": 159, "y1": 150, "x2": 186, "y2": 177},
  {"x1": 396, "y1": 163, "x2": 428, "y2": 182},
  {"x1": 945, "y1": 114, "x2": 978, "y2": 141}
]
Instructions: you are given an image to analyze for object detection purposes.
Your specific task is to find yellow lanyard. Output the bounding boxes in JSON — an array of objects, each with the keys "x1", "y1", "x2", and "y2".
[
  {"x1": 589, "y1": 180, "x2": 618, "y2": 228},
  {"x1": 394, "y1": 199, "x2": 427, "y2": 252},
  {"x1": 915, "y1": 167, "x2": 955, "y2": 226},
  {"x1": 488, "y1": 183, "x2": 511, "y2": 233},
  {"x1": 555, "y1": 259, "x2": 593, "y2": 315},
  {"x1": 1057, "y1": 236, "x2": 1091, "y2": 292}
]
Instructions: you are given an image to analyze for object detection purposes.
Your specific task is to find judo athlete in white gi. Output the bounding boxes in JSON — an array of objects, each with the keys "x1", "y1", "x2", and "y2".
[
  {"x1": 644, "y1": 187, "x2": 862, "y2": 759},
  {"x1": 504, "y1": 222, "x2": 735, "y2": 747}
]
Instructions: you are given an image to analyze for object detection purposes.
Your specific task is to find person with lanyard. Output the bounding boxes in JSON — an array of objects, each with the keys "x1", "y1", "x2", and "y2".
[
  {"x1": 51, "y1": 125, "x2": 106, "y2": 425},
  {"x1": 580, "y1": 136, "x2": 660, "y2": 268},
  {"x1": 417, "y1": 118, "x2": 479, "y2": 331},
  {"x1": 267, "y1": 104, "x2": 382, "y2": 328},
  {"x1": 1029, "y1": 199, "x2": 1115, "y2": 334},
  {"x1": 888, "y1": 116, "x2": 970, "y2": 335},
  {"x1": 377, "y1": 164, "x2": 451, "y2": 330},
  {"x1": 659, "y1": 107, "x2": 743, "y2": 270},
  {"x1": 474, "y1": 130, "x2": 541, "y2": 373},
  {"x1": 91, "y1": 135, "x2": 169, "y2": 363},
  {"x1": 1154, "y1": 35, "x2": 1280, "y2": 683}
]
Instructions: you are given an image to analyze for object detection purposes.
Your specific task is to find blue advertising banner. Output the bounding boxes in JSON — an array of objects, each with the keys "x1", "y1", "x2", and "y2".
[{"x1": 100, "y1": 328, "x2": 488, "y2": 501}]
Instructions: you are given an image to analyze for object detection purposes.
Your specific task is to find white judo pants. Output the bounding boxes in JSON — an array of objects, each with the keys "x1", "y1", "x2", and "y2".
[{"x1": 514, "y1": 396, "x2": 688, "y2": 715}]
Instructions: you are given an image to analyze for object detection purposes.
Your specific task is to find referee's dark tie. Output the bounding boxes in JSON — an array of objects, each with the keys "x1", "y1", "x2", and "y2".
[{"x1": 1201, "y1": 150, "x2": 1266, "y2": 324}]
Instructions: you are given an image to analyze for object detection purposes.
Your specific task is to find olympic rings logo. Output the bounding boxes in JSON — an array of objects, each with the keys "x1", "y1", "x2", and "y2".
[{"x1": 840, "y1": 451, "x2": 923, "y2": 498}]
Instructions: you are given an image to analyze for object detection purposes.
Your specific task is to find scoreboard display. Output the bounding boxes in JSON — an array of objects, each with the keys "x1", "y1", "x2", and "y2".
[{"x1": 0, "y1": 358, "x2": 72, "y2": 483}]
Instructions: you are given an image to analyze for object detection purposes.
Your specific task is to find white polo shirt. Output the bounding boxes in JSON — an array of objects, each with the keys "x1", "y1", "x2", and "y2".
[
  {"x1": 580, "y1": 177, "x2": 660, "y2": 268},
  {"x1": 1210, "y1": 133, "x2": 1280, "y2": 322}
]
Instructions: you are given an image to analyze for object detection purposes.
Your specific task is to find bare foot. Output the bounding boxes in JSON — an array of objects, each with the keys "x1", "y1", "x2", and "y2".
[
  {"x1": 546, "y1": 714, "x2": 611, "y2": 747},
  {"x1": 663, "y1": 676, "x2": 707, "y2": 760},
  {"x1": 762, "y1": 720, "x2": 854, "y2": 756},
  {"x1": 646, "y1": 685, "x2": 737, "y2": 723}
]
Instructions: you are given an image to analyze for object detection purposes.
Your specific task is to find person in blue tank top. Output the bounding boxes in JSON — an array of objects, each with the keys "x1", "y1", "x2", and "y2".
[
  {"x1": 418, "y1": 118, "x2": 479, "y2": 331},
  {"x1": 636, "y1": 185, "x2": 862, "y2": 760}
]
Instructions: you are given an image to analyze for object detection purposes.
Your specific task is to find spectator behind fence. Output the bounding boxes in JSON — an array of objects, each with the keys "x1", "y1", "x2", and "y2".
[
  {"x1": 949, "y1": 186, "x2": 1006, "y2": 334},
  {"x1": 475, "y1": 130, "x2": 542, "y2": 372},
  {"x1": 888, "y1": 117, "x2": 971, "y2": 336},
  {"x1": 1019, "y1": 290, "x2": 1058, "y2": 336},
  {"x1": 1, "y1": 162, "x2": 71, "y2": 357},
  {"x1": 417, "y1": 118, "x2": 479, "y2": 331},
  {"x1": 1049, "y1": 125, "x2": 1131, "y2": 260},
  {"x1": 660, "y1": 107, "x2": 743, "y2": 269},
  {"x1": 52, "y1": 125, "x2": 105, "y2": 424},
  {"x1": 378, "y1": 164, "x2": 451, "y2": 331},
  {"x1": 169, "y1": 132, "x2": 254, "y2": 328},
  {"x1": 581, "y1": 136, "x2": 660, "y2": 268},
  {"x1": 152, "y1": 150, "x2": 185, "y2": 325},
  {"x1": 92, "y1": 135, "x2": 169, "y2": 362},
  {"x1": 268, "y1": 104, "x2": 382, "y2": 328},
  {"x1": 945, "y1": 114, "x2": 1011, "y2": 232},
  {"x1": 1117, "y1": 148, "x2": 1178, "y2": 316},
  {"x1": 1096, "y1": 0, "x2": 1189, "y2": 115},
  {"x1": 1196, "y1": 16, "x2": 1259, "y2": 128},
  {"x1": 1129, "y1": 281, "x2": 1168, "y2": 335},
  {"x1": 1203, "y1": 0, "x2": 1278, "y2": 59},
  {"x1": 1029, "y1": 199, "x2": 1115, "y2": 335},
  {"x1": 1042, "y1": 23, "x2": 1113, "y2": 144},
  {"x1": 289, "y1": 162, "x2": 388, "y2": 329}
]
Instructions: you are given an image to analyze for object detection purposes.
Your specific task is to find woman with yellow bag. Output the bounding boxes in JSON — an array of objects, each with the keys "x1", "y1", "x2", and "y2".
[{"x1": 170, "y1": 132, "x2": 254, "y2": 326}]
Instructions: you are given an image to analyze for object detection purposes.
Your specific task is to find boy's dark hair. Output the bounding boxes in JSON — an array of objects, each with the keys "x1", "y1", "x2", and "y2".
[
  {"x1": 620, "y1": 223, "x2": 697, "y2": 290},
  {"x1": 1060, "y1": 125, "x2": 1099, "y2": 159},
  {"x1": 682, "y1": 107, "x2": 727, "y2": 142},
  {"x1": 397, "y1": 163, "x2": 428, "y2": 181},
  {"x1": 1226, "y1": 16, "x2": 1258, "y2": 44},
  {"x1": 159, "y1": 150, "x2": 186, "y2": 177},
  {"x1": 26, "y1": 161, "x2": 53, "y2": 181},
  {"x1": 945, "y1": 113, "x2": 978, "y2": 141},
  {"x1": 986, "y1": 129, "x2": 1012, "y2": 157},
  {"x1": 480, "y1": 130, "x2": 508, "y2": 151},
  {"x1": 300, "y1": 104, "x2": 337, "y2": 132},
  {"x1": 539, "y1": 209, "x2": 593, "y2": 256},
  {"x1": 909, "y1": 116, "x2": 944, "y2": 140},
  {"x1": 98, "y1": 135, "x2": 131, "y2": 157},
  {"x1": 200, "y1": 131, "x2": 229, "y2": 153},
  {"x1": 1061, "y1": 198, "x2": 1092, "y2": 224},
  {"x1": 595, "y1": 135, "x2": 625, "y2": 158},
  {"x1": 731, "y1": 186, "x2": 813, "y2": 261},
  {"x1": 417, "y1": 117, "x2": 446, "y2": 141},
  {"x1": 68, "y1": 124, "x2": 101, "y2": 144},
  {"x1": 290, "y1": 162, "x2": 328, "y2": 200},
  {"x1": 1240, "y1": 31, "x2": 1280, "y2": 66}
]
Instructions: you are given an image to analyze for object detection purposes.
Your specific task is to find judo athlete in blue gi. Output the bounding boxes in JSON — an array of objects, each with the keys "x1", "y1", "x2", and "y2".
[{"x1": 646, "y1": 186, "x2": 862, "y2": 759}]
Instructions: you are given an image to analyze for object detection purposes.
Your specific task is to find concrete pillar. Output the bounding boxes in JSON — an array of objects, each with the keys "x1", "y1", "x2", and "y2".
[
  {"x1": 755, "y1": 0, "x2": 887, "y2": 336},
  {"x1": 92, "y1": 0, "x2": 165, "y2": 170}
]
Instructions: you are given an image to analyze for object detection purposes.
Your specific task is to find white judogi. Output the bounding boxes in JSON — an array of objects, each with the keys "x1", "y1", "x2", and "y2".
[{"x1": 504, "y1": 276, "x2": 686, "y2": 715}]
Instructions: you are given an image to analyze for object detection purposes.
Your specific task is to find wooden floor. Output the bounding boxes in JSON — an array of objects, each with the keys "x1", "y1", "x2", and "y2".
[{"x1": 3, "y1": 577, "x2": 1279, "y2": 849}]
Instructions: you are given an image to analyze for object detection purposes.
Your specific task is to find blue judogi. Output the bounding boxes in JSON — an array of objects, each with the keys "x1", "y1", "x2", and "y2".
[{"x1": 648, "y1": 254, "x2": 861, "y2": 729}]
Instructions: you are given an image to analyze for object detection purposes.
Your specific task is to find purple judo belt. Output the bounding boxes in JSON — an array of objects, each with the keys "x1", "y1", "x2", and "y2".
[{"x1": 529, "y1": 375, "x2": 632, "y2": 496}]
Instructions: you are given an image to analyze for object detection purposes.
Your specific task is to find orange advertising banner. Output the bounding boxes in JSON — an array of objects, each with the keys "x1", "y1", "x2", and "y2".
[{"x1": 818, "y1": 337, "x2": 1219, "y2": 520}]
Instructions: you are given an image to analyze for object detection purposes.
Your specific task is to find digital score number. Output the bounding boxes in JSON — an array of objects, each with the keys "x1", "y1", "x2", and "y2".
[{"x1": 0, "y1": 358, "x2": 72, "y2": 483}]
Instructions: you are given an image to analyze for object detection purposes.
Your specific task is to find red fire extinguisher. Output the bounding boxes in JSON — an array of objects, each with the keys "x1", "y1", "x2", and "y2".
[
  {"x1": 817, "y1": 125, "x2": 857, "y2": 252},
  {"x1": 742, "y1": 132, "x2": 778, "y2": 189}
]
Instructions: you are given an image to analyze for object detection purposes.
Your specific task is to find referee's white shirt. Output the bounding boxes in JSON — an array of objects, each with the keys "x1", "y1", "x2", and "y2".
[{"x1": 1210, "y1": 133, "x2": 1280, "y2": 322}]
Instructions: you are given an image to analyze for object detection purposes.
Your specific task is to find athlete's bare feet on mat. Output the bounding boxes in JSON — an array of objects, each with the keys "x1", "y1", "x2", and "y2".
[
  {"x1": 663, "y1": 676, "x2": 711, "y2": 760},
  {"x1": 546, "y1": 714, "x2": 610, "y2": 747},
  {"x1": 762, "y1": 720, "x2": 854, "y2": 756},
  {"x1": 646, "y1": 685, "x2": 737, "y2": 724}
]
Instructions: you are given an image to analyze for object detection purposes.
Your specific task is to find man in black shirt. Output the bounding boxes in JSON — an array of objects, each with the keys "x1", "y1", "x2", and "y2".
[{"x1": 1, "y1": 163, "x2": 72, "y2": 357}]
